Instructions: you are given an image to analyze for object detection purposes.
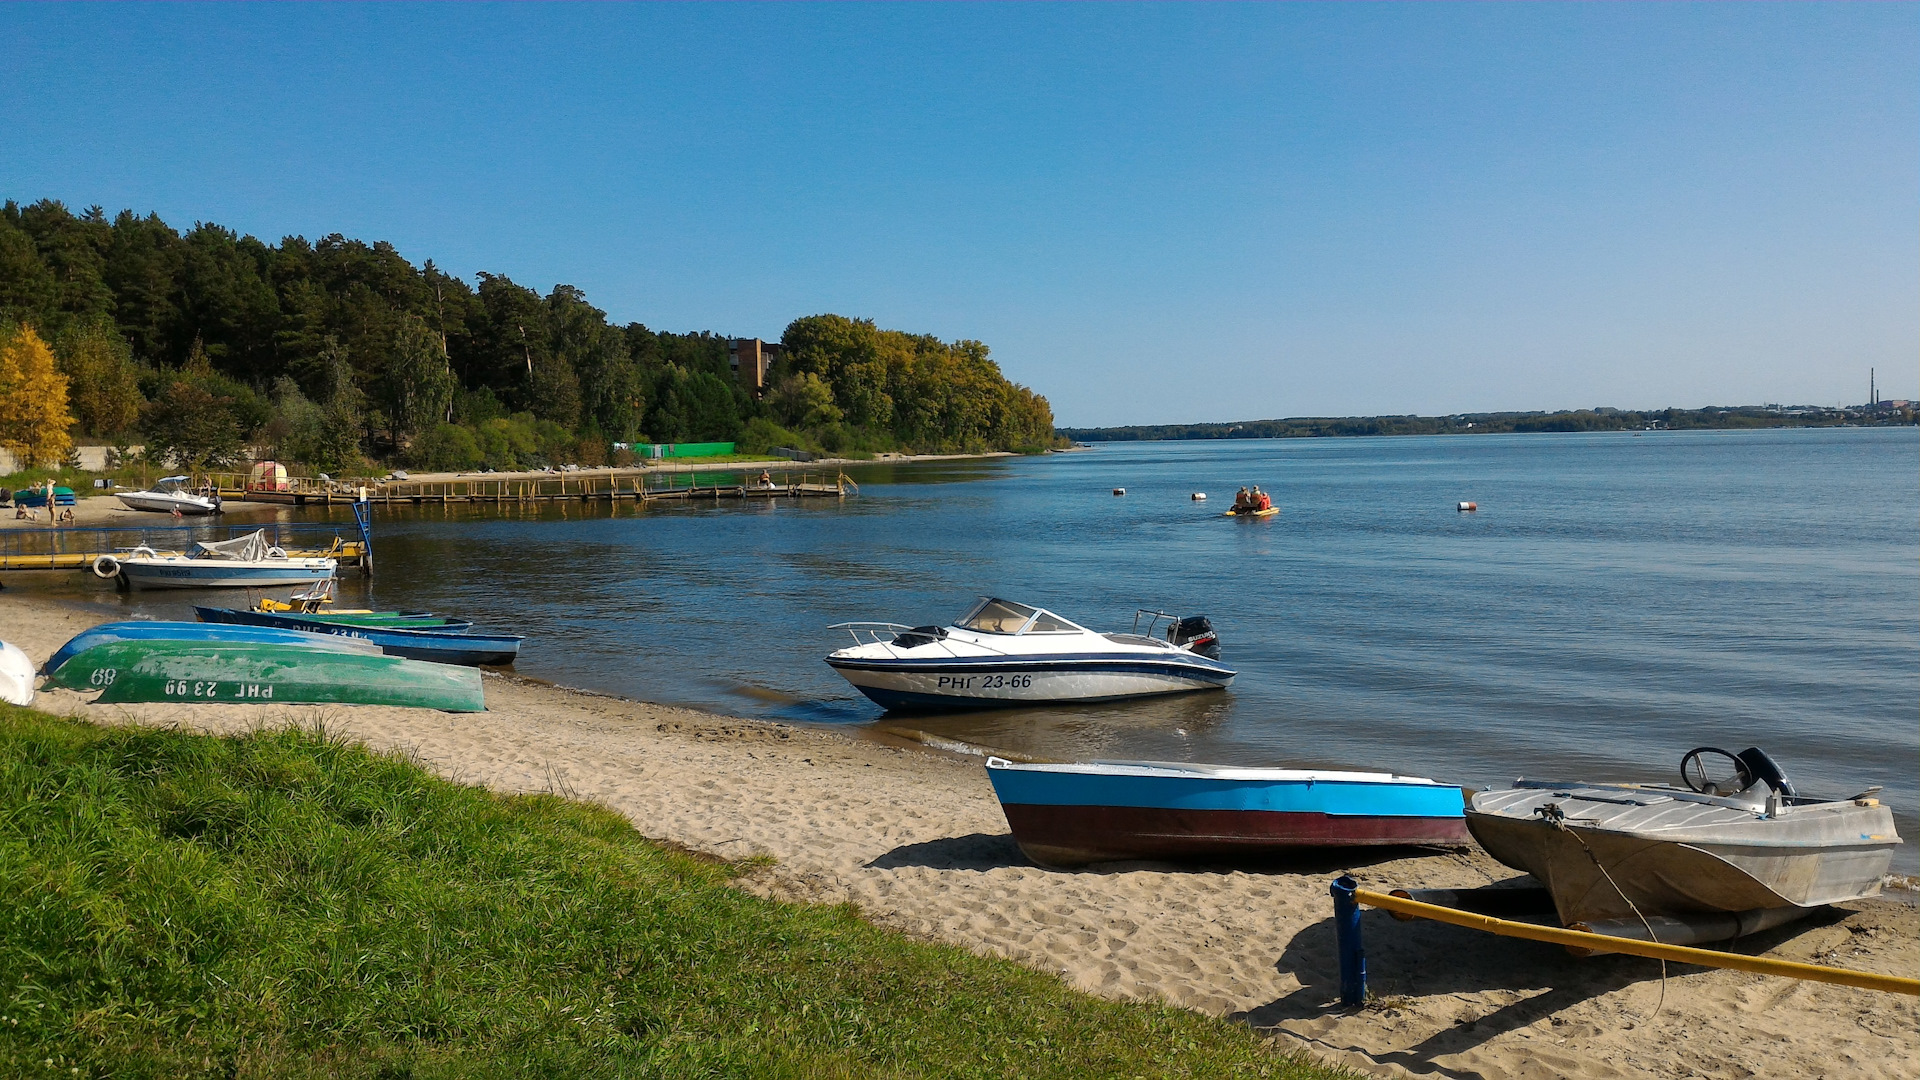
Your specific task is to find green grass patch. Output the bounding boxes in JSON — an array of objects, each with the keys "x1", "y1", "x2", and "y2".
[{"x1": 0, "y1": 707, "x2": 1341, "y2": 1079}]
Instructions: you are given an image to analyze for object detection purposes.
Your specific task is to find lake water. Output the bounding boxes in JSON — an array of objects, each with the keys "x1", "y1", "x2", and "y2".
[{"x1": 27, "y1": 427, "x2": 1920, "y2": 872}]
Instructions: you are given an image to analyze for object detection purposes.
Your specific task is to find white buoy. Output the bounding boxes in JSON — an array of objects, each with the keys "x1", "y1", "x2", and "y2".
[
  {"x1": 1191, "y1": 492, "x2": 1207, "y2": 501},
  {"x1": 1113, "y1": 488, "x2": 1127, "y2": 496},
  {"x1": 1458, "y1": 501, "x2": 1478, "y2": 512}
]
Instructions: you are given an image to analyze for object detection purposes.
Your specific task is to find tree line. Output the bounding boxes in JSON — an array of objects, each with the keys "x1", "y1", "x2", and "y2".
[
  {"x1": 0, "y1": 198, "x2": 1060, "y2": 474},
  {"x1": 1061, "y1": 404, "x2": 1915, "y2": 443}
]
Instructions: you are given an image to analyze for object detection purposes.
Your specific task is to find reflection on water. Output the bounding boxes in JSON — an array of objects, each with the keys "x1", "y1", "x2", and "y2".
[
  {"x1": 874, "y1": 691, "x2": 1241, "y2": 763},
  {"x1": 8, "y1": 429, "x2": 1917, "y2": 872}
]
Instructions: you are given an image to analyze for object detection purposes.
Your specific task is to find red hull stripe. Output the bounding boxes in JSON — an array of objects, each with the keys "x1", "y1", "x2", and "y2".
[{"x1": 999, "y1": 803, "x2": 1470, "y2": 864}]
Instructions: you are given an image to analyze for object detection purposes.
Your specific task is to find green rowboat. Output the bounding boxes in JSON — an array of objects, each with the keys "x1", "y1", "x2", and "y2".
[{"x1": 49, "y1": 641, "x2": 486, "y2": 712}]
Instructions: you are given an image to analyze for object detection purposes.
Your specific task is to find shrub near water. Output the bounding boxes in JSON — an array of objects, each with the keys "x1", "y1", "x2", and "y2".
[{"x1": 0, "y1": 708, "x2": 1340, "y2": 1079}]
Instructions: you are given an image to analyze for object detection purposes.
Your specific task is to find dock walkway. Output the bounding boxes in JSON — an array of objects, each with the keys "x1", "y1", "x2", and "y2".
[
  {"x1": 1, "y1": 472, "x2": 851, "y2": 576},
  {"x1": 207, "y1": 469, "x2": 856, "y2": 507}
]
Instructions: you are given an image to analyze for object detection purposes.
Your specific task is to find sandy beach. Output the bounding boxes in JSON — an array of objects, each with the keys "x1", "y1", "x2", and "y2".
[
  {"x1": 1, "y1": 492, "x2": 287, "y2": 531},
  {"x1": 2, "y1": 591, "x2": 1914, "y2": 1080}
]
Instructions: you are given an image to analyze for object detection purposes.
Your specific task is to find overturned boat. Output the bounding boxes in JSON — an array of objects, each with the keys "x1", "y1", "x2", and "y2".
[
  {"x1": 826, "y1": 598, "x2": 1234, "y2": 711},
  {"x1": 44, "y1": 620, "x2": 382, "y2": 676},
  {"x1": 1466, "y1": 746, "x2": 1901, "y2": 944},
  {"x1": 987, "y1": 757, "x2": 1468, "y2": 866},
  {"x1": 1, "y1": 640, "x2": 33, "y2": 706},
  {"x1": 47, "y1": 640, "x2": 486, "y2": 712}
]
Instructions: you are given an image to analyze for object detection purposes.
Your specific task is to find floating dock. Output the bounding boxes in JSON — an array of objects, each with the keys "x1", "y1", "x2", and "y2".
[{"x1": 0, "y1": 506, "x2": 374, "y2": 578}]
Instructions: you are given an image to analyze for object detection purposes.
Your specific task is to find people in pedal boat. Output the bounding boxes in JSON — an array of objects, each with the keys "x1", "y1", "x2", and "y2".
[
  {"x1": 1252, "y1": 486, "x2": 1270, "y2": 512},
  {"x1": 1233, "y1": 486, "x2": 1251, "y2": 512}
]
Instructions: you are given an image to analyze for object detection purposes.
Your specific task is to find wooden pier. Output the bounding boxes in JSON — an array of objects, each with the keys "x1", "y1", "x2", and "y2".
[{"x1": 206, "y1": 468, "x2": 857, "y2": 507}]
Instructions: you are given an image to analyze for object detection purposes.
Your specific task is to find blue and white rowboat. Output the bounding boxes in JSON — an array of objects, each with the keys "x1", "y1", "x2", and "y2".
[
  {"x1": 985, "y1": 757, "x2": 1470, "y2": 866},
  {"x1": 194, "y1": 606, "x2": 523, "y2": 666}
]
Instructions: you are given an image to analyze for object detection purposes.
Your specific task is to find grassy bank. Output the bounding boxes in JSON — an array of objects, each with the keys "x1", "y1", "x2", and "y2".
[{"x1": 0, "y1": 707, "x2": 1341, "y2": 1079}]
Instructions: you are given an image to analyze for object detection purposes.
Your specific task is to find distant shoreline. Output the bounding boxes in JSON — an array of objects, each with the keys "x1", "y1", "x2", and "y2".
[
  {"x1": 377, "y1": 448, "x2": 1038, "y2": 487},
  {"x1": 1060, "y1": 404, "x2": 1916, "y2": 443}
]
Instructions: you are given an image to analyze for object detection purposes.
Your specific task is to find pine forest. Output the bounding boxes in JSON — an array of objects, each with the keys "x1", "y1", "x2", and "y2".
[{"x1": 0, "y1": 198, "x2": 1062, "y2": 474}]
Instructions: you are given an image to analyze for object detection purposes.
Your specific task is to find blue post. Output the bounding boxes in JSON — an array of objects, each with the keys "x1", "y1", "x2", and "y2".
[
  {"x1": 1331, "y1": 875, "x2": 1367, "y2": 1007},
  {"x1": 352, "y1": 499, "x2": 374, "y2": 578}
]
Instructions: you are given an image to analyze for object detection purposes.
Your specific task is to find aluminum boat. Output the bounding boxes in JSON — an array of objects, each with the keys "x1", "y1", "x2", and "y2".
[
  {"x1": 987, "y1": 757, "x2": 1468, "y2": 866},
  {"x1": 826, "y1": 598, "x2": 1234, "y2": 710},
  {"x1": 1465, "y1": 746, "x2": 1901, "y2": 943},
  {"x1": 116, "y1": 475, "x2": 219, "y2": 515}
]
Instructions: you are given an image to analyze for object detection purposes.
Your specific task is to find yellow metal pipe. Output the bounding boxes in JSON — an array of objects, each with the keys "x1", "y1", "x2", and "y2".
[{"x1": 1354, "y1": 888, "x2": 1916, "y2": 995}]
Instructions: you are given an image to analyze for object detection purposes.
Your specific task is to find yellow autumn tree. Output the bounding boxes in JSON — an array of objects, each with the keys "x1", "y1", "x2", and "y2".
[
  {"x1": 57, "y1": 318, "x2": 145, "y2": 438},
  {"x1": 0, "y1": 322, "x2": 75, "y2": 469}
]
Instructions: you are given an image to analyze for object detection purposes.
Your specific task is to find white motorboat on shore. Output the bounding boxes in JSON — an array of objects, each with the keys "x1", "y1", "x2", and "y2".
[
  {"x1": 116, "y1": 475, "x2": 220, "y2": 515},
  {"x1": 1465, "y1": 746, "x2": 1901, "y2": 944},
  {"x1": 94, "y1": 530, "x2": 336, "y2": 589},
  {"x1": 826, "y1": 597, "x2": 1235, "y2": 711}
]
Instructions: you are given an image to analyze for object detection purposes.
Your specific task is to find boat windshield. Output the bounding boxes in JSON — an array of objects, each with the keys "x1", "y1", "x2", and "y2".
[
  {"x1": 1024, "y1": 610, "x2": 1083, "y2": 633},
  {"x1": 957, "y1": 598, "x2": 1038, "y2": 634},
  {"x1": 955, "y1": 598, "x2": 1085, "y2": 634}
]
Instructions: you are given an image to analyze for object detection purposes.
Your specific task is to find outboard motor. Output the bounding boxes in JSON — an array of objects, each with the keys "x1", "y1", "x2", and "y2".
[{"x1": 1168, "y1": 615, "x2": 1221, "y2": 660}]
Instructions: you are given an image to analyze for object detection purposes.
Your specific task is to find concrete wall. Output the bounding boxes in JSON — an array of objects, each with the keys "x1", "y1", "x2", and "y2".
[{"x1": 0, "y1": 445, "x2": 145, "y2": 474}]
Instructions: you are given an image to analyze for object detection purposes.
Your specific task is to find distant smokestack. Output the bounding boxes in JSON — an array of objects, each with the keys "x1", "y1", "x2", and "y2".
[{"x1": 1871, "y1": 367, "x2": 1877, "y2": 406}]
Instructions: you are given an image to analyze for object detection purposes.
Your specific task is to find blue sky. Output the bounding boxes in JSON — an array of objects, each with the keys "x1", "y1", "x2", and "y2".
[{"x1": 4, "y1": 3, "x2": 1913, "y2": 426}]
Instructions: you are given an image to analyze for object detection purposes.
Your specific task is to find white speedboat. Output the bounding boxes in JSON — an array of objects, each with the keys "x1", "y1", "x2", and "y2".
[
  {"x1": 116, "y1": 476, "x2": 219, "y2": 515},
  {"x1": 94, "y1": 530, "x2": 336, "y2": 590},
  {"x1": 826, "y1": 597, "x2": 1235, "y2": 710},
  {"x1": 1466, "y1": 746, "x2": 1901, "y2": 945}
]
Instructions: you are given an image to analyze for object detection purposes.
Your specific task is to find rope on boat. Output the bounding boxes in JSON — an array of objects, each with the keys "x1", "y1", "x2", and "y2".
[{"x1": 1351, "y1": 887, "x2": 1920, "y2": 996}]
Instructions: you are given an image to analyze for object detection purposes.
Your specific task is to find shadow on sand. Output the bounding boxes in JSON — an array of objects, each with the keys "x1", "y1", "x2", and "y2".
[
  {"x1": 1233, "y1": 903, "x2": 1855, "y2": 1080},
  {"x1": 868, "y1": 832, "x2": 1470, "y2": 877}
]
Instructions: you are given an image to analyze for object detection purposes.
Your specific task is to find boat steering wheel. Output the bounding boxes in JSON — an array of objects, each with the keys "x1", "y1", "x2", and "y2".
[{"x1": 1680, "y1": 746, "x2": 1754, "y2": 796}]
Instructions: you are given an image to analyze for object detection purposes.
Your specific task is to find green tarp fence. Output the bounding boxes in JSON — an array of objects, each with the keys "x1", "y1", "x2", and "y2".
[{"x1": 617, "y1": 442, "x2": 736, "y2": 460}]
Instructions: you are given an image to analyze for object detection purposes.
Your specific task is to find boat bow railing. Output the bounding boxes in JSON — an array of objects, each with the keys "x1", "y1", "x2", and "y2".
[
  {"x1": 829, "y1": 622, "x2": 918, "y2": 647},
  {"x1": 827, "y1": 621, "x2": 1010, "y2": 656}
]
